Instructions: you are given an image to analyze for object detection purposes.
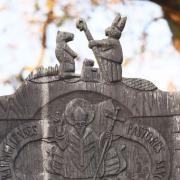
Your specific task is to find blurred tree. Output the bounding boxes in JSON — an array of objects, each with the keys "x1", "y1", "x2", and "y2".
[
  {"x1": 148, "y1": 0, "x2": 180, "y2": 52},
  {"x1": 0, "y1": 0, "x2": 179, "y2": 93}
]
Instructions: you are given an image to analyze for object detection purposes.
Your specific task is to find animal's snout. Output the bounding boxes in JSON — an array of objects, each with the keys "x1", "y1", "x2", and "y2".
[
  {"x1": 66, "y1": 32, "x2": 74, "y2": 41},
  {"x1": 105, "y1": 27, "x2": 111, "y2": 36},
  {"x1": 70, "y1": 33, "x2": 74, "y2": 40}
]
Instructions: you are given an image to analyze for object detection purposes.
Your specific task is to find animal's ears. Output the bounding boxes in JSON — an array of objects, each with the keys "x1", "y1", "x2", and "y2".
[
  {"x1": 112, "y1": 13, "x2": 121, "y2": 26},
  {"x1": 118, "y1": 17, "x2": 127, "y2": 32},
  {"x1": 111, "y1": 13, "x2": 127, "y2": 32}
]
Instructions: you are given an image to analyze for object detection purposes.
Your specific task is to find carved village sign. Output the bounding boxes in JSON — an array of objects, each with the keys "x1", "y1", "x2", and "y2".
[{"x1": 0, "y1": 14, "x2": 179, "y2": 180}]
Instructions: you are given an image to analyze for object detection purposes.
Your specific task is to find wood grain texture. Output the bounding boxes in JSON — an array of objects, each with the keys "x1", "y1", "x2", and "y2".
[
  {"x1": 0, "y1": 78, "x2": 179, "y2": 120},
  {"x1": 0, "y1": 76, "x2": 179, "y2": 179}
]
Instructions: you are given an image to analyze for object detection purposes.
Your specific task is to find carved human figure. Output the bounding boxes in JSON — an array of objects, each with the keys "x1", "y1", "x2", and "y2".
[
  {"x1": 76, "y1": 14, "x2": 126, "y2": 82},
  {"x1": 45, "y1": 98, "x2": 127, "y2": 179},
  {"x1": 55, "y1": 31, "x2": 77, "y2": 76}
]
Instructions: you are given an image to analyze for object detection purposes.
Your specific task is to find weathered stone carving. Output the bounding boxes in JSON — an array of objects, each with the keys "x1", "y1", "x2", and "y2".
[{"x1": 0, "y1": 14, "x2": 179, "y2": 180}]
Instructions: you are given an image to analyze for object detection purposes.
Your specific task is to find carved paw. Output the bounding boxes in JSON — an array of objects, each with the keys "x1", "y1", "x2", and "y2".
[
  {"x1": 74, "y1": 52, "x2": 78, "y2": 58},
  {"x1": 76, "y1": 18, "x2": 87, "y2": 31}
]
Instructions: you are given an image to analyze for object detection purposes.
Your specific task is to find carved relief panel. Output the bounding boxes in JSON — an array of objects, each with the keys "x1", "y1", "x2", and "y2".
[
  {"x1": 0, "y1": 91, "x2": 172, "y2": 180},
  {"x1": 0, "y1": 14, "x2": 179, "y2": 180}
]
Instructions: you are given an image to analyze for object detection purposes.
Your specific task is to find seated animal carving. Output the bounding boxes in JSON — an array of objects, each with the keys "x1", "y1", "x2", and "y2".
[{"x1": 55, "y1": 31, "x2": 78, "y2": 75}]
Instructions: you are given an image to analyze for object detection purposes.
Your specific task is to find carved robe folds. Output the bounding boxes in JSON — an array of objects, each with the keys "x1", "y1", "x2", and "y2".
[
  {"x1": 46, "y1": 126, "x2": 126, "y2": 179},
  {"x1": 0, "y1": 15, "x2": 176, "y2": 180}
]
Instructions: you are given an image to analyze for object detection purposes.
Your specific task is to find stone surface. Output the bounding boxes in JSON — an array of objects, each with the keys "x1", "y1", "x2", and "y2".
[{"x1": 0, "y1": 15, "x2": 180, "y2": 180}]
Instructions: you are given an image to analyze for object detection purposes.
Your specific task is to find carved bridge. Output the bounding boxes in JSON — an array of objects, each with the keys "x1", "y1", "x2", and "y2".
[{"x1": 0, "y1": 14, "x2": 180, "y2": 180}]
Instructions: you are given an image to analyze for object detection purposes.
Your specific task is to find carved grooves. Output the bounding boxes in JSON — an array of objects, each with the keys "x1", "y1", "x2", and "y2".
[
  {"x1": 122, "y1": 78, "x2": 157, "y2": 91},
  {"x1": 26, "y1": 65, "x2": 60, "y2": 81},
  {"x1": 0, "y1": 82, "x2": 42, "y2": 119},
  {"x1": 172, "y1": 116, "x2": 180, "y2": 179}
]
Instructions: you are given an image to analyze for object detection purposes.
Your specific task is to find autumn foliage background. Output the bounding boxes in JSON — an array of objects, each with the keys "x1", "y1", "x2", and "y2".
[{"x1": 0, "y1": 0, "x2": 180, "y2": 95}]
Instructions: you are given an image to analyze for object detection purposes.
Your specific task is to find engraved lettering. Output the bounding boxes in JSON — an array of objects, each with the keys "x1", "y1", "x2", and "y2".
[
  {"x1": 0, "y1": 14, "x2": 172, "y2": 180},
  {"x1": 1, "y1": 169, "x2": 12, "y2": 180},
  {"x1": 0, "y1": 159, "x2": 10, "y2": 167},
  {"x1": 154, "y1": 161, "x2": 166, "y2": 179},
  {"x1": 3, "y1": 144, "x2": 14, "y2": 154},
  {"x1": 153, "y1": 141, "x2": 165, "y2": 153},
  {"x1": 149, "y1": 137, "x2": 159, "y2": 147},
  {"x1": 16, "y1": 125, "x2": 38, "y2": 139},
  {"x1": 127, "y1": 123, "x2": 165, "y2": 153},
  {"x1": 8, "y1": 132, "x2": 20, "y2": 147},
  {"x1": 136, "y1": 126, "x2": 145, "y2": 137},
  {"x1": 127, "y1": 123, "x2": 133, "y2": 135},
  {"x1": 145, "y1": 132, "x2": 153, "y2": 142},
  {"x1": 32, "y1": 125, "x2": 38, "y2": 135}
]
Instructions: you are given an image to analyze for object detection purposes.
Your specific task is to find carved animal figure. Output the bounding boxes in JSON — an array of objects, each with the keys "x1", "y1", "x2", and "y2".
[
  {"x1": 76, "y1": 14, "x2": 126, "y2": 82},
  {"x1": 55, "y1": 31, "x2": 77, "y2": 76},
  {"x1": 81, "y1": 58, "x2": 100, "y2": 81}
]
